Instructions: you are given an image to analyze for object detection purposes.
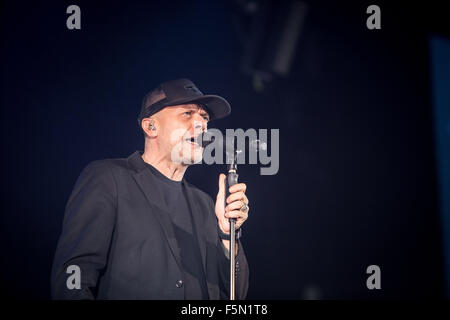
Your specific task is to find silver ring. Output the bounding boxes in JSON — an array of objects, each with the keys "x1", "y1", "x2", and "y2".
[{"x1": 240, "y1": 203, "x2": 248, "y2": 212}]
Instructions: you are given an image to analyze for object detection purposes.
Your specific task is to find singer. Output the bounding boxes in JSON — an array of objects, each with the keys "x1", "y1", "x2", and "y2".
[{"x1": 51, "y1": 79, "x2": 250, "y2": 300}]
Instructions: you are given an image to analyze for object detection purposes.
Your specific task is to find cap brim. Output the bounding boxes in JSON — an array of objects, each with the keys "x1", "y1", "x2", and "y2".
[{"x1": 165, "y1": 95, "x2": 231, "y2": 120}]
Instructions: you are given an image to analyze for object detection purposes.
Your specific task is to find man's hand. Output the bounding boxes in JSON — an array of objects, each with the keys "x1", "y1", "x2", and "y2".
[{"x1": 215, "y1": 173, "x2": 249, "y2": 235}]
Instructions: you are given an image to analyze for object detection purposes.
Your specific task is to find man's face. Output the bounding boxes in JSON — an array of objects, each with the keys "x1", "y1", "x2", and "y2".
[{"x1": 155, "y1": 104, "x2": 209, "y2": 165}]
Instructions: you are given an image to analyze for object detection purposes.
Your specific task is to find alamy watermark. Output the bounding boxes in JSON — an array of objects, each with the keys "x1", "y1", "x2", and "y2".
[
  {"x1": 170, "y1": 126, "x2": 279, "y2": 176},
  {"x1": 66, "y1": 265, "x2": 81, "y2": 290},
  {"x1": 366, "y1": 264, "x2": 381, "y2": 290}
]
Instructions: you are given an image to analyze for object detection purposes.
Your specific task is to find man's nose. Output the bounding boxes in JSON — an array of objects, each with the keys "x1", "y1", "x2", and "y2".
[{"x1": 193, "y1": 117, "x2": 207, "y2": 132}]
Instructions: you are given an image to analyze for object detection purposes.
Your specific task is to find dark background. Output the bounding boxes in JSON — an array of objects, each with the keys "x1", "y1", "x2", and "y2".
[{"x1": 1, "y1": 0, "x2": 449, "y2": 299}]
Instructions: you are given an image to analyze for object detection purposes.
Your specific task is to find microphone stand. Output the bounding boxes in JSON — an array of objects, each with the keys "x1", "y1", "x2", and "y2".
[
  {"x1": 225, "y1": 142, "x2": 239, "y2": 300},
  {"x1": 199, "y1": 132, "x2": 241, "y2": 300}
]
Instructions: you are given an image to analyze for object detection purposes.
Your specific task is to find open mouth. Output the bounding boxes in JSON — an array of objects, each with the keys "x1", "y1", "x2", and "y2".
[{"x1": 185, "y1": 137, "x2": 200, "y2": 147}]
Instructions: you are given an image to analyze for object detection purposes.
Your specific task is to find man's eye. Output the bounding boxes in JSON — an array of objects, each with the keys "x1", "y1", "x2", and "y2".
[{"x1": 184, "y1": 111, "x2": 192, "y2": 116}]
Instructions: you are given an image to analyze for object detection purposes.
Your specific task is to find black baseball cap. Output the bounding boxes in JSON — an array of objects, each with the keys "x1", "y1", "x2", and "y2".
[{"x1": 137, "y1": 79, "x2": 231, "y2": 126}]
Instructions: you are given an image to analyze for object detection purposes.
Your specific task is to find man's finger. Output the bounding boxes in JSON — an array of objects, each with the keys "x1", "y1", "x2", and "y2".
[
  {"x1": 228, "y1": 183, "x2": 246, "y2": 194},
  {"x1": 226, "y1": 200, "x2": 249, "y2": 212},
  {"x1": 217, "y1": 173, "x2": 226, "y2": 200},
  {"x1": 226, "y1": 192, "x2": 247, "y2": 204},
  {"x1": 224, "y1": 210, "x2": 248, "y2": 219}
]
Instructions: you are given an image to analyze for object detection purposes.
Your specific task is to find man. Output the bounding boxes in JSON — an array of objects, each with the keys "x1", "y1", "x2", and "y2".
[{"x1": 51, "y1": 79, "x2": 250, "y2": 299}]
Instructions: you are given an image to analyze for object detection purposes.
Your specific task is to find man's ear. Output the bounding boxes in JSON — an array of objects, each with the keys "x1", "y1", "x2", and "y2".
[{"x1": 141, "y1": 118, "x2": 158, "y2": 137}]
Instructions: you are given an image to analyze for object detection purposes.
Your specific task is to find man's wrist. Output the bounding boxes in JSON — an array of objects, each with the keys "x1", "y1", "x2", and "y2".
[
  {"x1": 220, "y1": 239, "x2": 239, "y2": 258},
  {"x1": 217, "y1": 225, "x2": 242, "y2": 241}
]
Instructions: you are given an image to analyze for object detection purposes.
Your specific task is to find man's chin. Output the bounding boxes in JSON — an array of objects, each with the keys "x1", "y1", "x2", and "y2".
[
  {"x1": 170, "y1": 151, "x2": 203, "y2": 165},
  {"x1": 181, "y1": 144, "x2": 203, "y2": 164},
  {"x1": 170, "y1": 142, "x2": 204, "y2": 165},
  {"x1": 182, "y1": 154, "x2": 203, "y2": 165}
]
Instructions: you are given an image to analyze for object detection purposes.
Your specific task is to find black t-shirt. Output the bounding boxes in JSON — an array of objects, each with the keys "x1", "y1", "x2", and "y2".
[{"x1": 143, "y1": 162, "x2": 209, "y2": 299}]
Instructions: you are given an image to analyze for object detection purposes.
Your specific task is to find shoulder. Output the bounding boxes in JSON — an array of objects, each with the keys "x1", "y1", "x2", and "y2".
[
  {"x1": 82, "y1": 155, "x2": 130, "y2": 175},
  {"x1": 76, "y1": 155, "x2": 132, "y2": 188}
]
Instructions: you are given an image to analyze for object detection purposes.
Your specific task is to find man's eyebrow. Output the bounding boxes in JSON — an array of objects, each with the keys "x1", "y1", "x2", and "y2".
[
  {"x1": 199, "y1": 110, "x2": 210, "y2": 118},
  {"x1": 181, "y1": 105, "x2": 210, "y2": 118},
  {"x1": 180, "y1": 105, "x2": 202, "y2": 111}
]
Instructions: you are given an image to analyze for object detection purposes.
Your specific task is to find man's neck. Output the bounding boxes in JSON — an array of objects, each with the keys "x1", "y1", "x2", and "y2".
[{"x1": 141, "y1": 151, "x2": 187, "y2": 181}]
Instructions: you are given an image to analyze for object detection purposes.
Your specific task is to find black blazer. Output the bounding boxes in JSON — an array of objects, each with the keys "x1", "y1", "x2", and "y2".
[{"x1": 51, "y1": 150, "x2": 249, "y2": 299}]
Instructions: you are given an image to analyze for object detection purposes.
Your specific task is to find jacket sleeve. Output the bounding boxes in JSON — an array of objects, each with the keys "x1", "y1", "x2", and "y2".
[
  {"x1": 218, "y1": 238, "x2": 250, "y2": 300},
  {"x1": 51, "y1": 160, "x2": 117, "y2": 300}
]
